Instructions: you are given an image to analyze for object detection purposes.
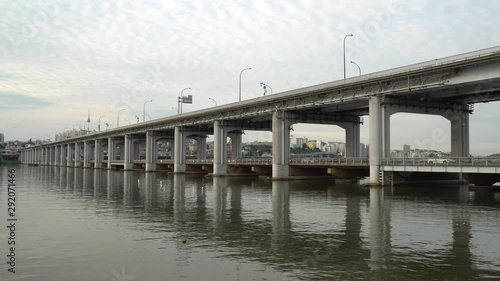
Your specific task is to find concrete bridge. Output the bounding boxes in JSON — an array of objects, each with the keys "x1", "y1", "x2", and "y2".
[{"x1": 19, "y1": 45, "x2": 500, "y2": 184}]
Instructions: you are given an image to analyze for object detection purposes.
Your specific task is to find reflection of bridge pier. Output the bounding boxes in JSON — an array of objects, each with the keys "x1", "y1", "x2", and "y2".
[
  {"x1": 145, "y1": 172, "x2": 158, "y2": 211},
  {"x1": 123, "y1": 171, "x2": 139, "y2": 204},
  {"x1": 74, "y1": 167, "x2": 83, "y2": 192},
  {"x1": 369, "y1": 187, "x2": 391, "y2": 271},
  {"x1": 174, "y1": 174, "x2": 186, "y2": 222},
  {"x1": 83, "y1": 168, "x2": 92, "y2": 194},
  {"x1": 271, "y1": 181, "x2": 290, "y2": 245},
  {"x1": 93, "y1": 169, "x2": 105, "y2": 197},
  {"x1": 65, "y1": 167, "x2": 74, "y2": 191},
  {"x1": 213, "y1": 177, "x2": 227, "y2": 229},
  {"x1": 447, "y1": 207, "x2": 474, "y2": 280}
]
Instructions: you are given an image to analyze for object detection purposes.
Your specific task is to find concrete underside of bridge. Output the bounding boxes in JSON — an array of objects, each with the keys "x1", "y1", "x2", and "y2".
[{"x1": 383, "y1": 171, "x2": 500, "y2": 186}]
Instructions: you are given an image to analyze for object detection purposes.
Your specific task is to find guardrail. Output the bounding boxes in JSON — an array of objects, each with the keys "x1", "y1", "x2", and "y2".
[
  {"x1": 227, "y1": 157, "x2": 369, "y2": 166},
  {"x1": 381, "y1": 157, "x2": 500, "y2": 167}
]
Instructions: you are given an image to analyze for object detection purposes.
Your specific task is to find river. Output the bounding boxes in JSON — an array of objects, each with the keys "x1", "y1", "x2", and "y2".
[{"x1": 0, "y1": 165, "x2": 499, "y2": 280}]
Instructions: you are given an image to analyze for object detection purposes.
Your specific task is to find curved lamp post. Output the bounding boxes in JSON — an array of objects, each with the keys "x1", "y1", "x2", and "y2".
[
  {"x1": 239, "y1": 67, "x2": 251, "y2": 101},
  {"x1": 143, "y1": 99, "x2": 153, "y2": 122},
  {"x1": 98, "y1": 115, "x2": 106, "y2": 131},
  {"x1": 343, "y1": 34, "x2": 353, "y2": 79},
  {"x1": 350, "y1": 61, "x2": 361, "y2": 77},
  {"x1": 209, "y1": 97, "x2": 217, "y2": 106},
  {"x1": 117, "y1": 109, "x2": 125, "y2": 128},
  {"x1": 260, "y1": 82, "x2": 273, "y2": 95}
]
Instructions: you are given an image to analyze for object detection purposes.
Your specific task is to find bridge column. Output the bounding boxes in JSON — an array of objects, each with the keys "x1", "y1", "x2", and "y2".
[
  {"x1": 47, "y1": 147, "x2": 52, "y2": 165},
  {"x1": 338, "y1": 121, "x2": 361, "y2": 157},
  {"x1": 107, "y1": 137, "x2": 116, "y2": 170},
  {"x1": 369, "y1": 95, "x2": 382, "y2": 185},
  {"x1": 213, "y1": 121, "x2": 228, "y2": 176},
  {"x1": 444, "y1": 110, "x2": 470, "y2": 157},
  {"x1": 45, "y1": 147, "x2": 50, "y2": 165},
  {"x1": 54, "y1": 145, "x2": 60, "y2": 166},
  {"x1": 94, "y1": 139, "x2": 103, "y2": 169},
  {"x1": 228, "y1": 130, "x2": 243, "y2": 160},
  {"x1": 174, "y1": 127, "x2": 186, "y2": 173},
  {"x1": 37, "y1": 148, "x2": 42, "y2": 165},
  {"x1": 146, "y1": 131, "x2": 158, "y2": 172},
  {"x1": 60, "y1": 144, "x2": 67, "y2": 166},
  {"x1": 74, "y1": 142, "x2": 82, "y2": 167},
  {"x1": 195, "y1": 135, "x2": 207, "y2": 160},
  {"x1": 124, "y1": 134, "x2": 134, "y2": 170},
  {"x1": 66, "y1": 143, "x2": 74, "y2": 167},
  {"x1": 272, "y1": 110, "x2": 291, "y2": 180},
  {"x1": 83, "y1": 141, "x2": 91, "y2": 168}
]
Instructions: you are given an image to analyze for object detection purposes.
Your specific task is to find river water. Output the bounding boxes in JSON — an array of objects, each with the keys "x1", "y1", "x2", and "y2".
[{"x1": 0, "y1": 165, "x2": 499, "y2": 281}]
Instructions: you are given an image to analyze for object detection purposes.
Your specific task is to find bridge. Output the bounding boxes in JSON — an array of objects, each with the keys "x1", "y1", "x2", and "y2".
[{"x1": 19, "y1": 45, "x2": 500, "y2": 185}]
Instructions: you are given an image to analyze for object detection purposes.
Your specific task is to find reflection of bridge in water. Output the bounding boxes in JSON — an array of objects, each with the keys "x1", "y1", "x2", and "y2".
[{"x1": 36, "y1": 166, "x2": 498, "y2": 280}]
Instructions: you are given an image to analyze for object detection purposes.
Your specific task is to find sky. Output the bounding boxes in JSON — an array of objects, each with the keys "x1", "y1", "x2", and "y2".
[{"x1": 1, "y1": 0, "x2": 499, "y2": 155}]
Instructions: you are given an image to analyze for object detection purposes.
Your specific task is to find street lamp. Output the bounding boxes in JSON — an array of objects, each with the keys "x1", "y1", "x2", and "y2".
[
  {"x1": 105, "y1": 123, "x2": 113, "y2": 131},
  {"x1": 143, "y1": 99, "x2": 153, "y2": 122},
  {"x1": 179, "y1": 87, "x2": 191, "y2": 114},
  {"x1": 117, "y1": 108, "x2": 125, "y2": 128},
  {"x1": 343, "y1": 33, "x2": 353, "y2": 79},
  {"x1": 98, "y1": 115, "x2": 106, "y2": 131},
  {"x1": 260, "y1": 82, "x2": 273, "y2": 95},
  {"x1": 209, "y1": 97, "x2": 217, "y2": 106},
  {"x1": 350, "y1": 61, "x2": 361, "y2": 77},
  {"x1": 239, "y1": 67, "x2": 251, "y2": 101}
]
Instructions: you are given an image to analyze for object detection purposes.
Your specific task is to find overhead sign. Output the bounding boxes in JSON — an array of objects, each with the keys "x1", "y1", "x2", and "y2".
[{"x1": 180, "y1": 95, "x2": 192, "y2": 104}]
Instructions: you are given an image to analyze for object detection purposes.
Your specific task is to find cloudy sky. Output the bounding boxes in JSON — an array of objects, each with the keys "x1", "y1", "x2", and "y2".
[{"x1": 1, "y1": 0, "x2": 499, "y2": 155}]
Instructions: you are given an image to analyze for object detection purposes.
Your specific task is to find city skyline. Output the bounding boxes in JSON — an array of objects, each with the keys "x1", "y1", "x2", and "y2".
[{"x1": 1, "y1": 1, "x2": 500, "y2": 154}]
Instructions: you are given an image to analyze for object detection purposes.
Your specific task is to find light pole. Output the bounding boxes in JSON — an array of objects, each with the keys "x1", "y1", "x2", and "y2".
[
  {"x1": 98, "y1": 115, "x2": 106, "y2": 131},
  {"x1": 179, "y1": 87, "x2": 191, "y2": 114},
  {"x1": 209, "y1": 97, "x2": 217, "y2": 106},
  {"x1": 239, "y1": 67, "x2": 251, "y2": 101},
  {"x1": 117, "y1": 108, "x2": 125, "y2": 128},
  {"x1": 343, "y1": 33, "x2": 353, "y2": 80},
  {"x1": 260, "y1": 82, "x2": 273, "y2": 95},
  {"x1": 143, "y1": 99, "x2": 152, "y2": 122},
  {"x1": 350, "y1": 61, "x2": 361, "y2": 77}
]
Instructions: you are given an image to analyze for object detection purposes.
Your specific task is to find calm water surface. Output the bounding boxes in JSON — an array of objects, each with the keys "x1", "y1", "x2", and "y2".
[{"x1": 0, "y1": 165, "x2": 499, "y2": 281}]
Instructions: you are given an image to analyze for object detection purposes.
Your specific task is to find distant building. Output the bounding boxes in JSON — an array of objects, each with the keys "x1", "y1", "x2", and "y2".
[
  {"x1": 307, "y1": 140, "x2": 317, "y2": 150},
  {"x1": 0, "y1": 133, "x2": 4, "y2": 144},
  {"x1": 295, "y1": 137, "x2": 307, "y2": 148}
]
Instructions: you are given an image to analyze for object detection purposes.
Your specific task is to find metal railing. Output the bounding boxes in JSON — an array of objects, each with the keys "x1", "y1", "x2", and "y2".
[{"x1": 381, "y1": 157, "x2": 500, "y2": 167}]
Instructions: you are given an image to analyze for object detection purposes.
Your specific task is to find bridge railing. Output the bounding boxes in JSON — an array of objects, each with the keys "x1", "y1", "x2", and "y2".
[
  {"x1": 381, "y1": 157, "x2": 500, "y2": 167},
  {"x1": 227, "y1": 157, "x2": 369, "y2": 166}
]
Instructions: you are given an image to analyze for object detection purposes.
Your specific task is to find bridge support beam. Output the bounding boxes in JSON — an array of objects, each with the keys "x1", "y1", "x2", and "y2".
[
  {"x1": 124, "y1": 134, "x2": 134, "y2": 170},
  {"x1": 94, "y1": 139, "x2": 103, "y2": 169},
  {"x1": 195, "y1": 135, "x2": 207, "y2": 160},
  {"x1": 74, "y1": 142, "x2": 82, "y2": 167},
  {"x1": 108, "y1": 137, "x2": 116, "y2": 170},
  {"x1": 66, "y1": 144, "x2": 74, "y2": 167},
  {"x1": 338, "y1": 122, "x2": 361, "y2": 157},
  {"x1": 369, "y1": 95, "x2": 382, "y2": 185},
  {"x1": 55, "y1": 145, "x2": 61, "y2": 166},
  {"x1": 146, "y1": 131, "x2": 159, "y2": 172},
  {"x1": 228, "y1": 130, "x2": 243, "y2": 160},
  {"x1": 213, "y1": 121, "x2": 228, "y2": 176},
  {"x1": 272, "y1": 110, "x2": 291, "y2": 180},
  {"x1": 446, "y1": 111, "x2": 470, "y2": 157},
  {"x1": 174, "y1": 127, "x2": 186, "y2": 173},
  {"x1": 83, "y1": 141, "x2": 91, "y2": 168}
]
